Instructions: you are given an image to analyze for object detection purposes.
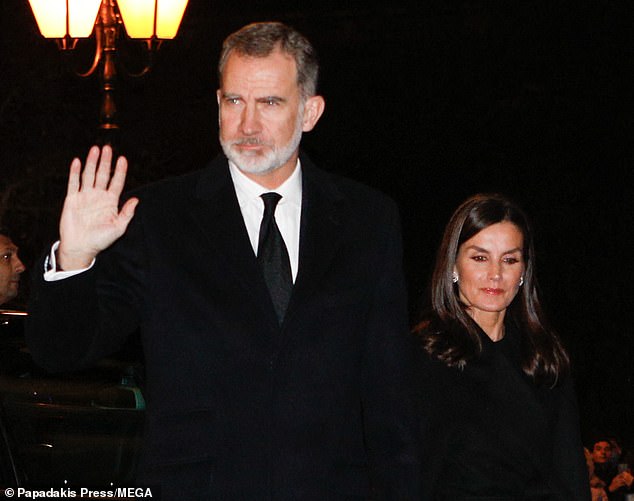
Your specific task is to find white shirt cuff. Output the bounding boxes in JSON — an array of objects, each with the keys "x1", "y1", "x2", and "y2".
[{"x1": 43, "y1": 241, "x2": 95, "y2": 281}]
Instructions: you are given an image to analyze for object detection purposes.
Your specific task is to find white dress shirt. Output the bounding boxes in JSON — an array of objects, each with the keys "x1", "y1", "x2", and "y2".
[
  {"x1": 229, "y1": 159, "x2": 302, "y2": 283},
  {"x1": 45, "y1": 159, "x2": 303, "y2": 283}
]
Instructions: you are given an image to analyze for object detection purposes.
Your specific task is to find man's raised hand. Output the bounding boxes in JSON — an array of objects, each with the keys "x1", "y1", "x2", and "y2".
[{"x1": 57, "y1": 145, "x2": 139, "y2": 271}]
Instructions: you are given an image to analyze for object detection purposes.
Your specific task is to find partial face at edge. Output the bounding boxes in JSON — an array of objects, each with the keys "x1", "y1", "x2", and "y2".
[{"x1": 0, "y1": 235, "x2": 25, "y2": 305}]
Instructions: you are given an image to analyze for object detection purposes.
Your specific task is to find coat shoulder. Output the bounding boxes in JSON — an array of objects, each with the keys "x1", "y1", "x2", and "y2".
[
  {"x1": 124, "y1": 156, "x2": 227, "y2": 208},
  {"x1": 301, "y1": 156, "x2": 400, "y2": 218}
]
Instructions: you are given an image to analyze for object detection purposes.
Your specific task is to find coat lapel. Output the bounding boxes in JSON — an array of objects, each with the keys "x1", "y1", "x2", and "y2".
[
  {"x1": 487, "y1": 323, "x2": 554, "y2": 483},
  {"x1": 186, "y1": 154, "x2": 346, "y2": 340},
  {"x1": 283, "y1": 155, "x2": 345, "y2": 327},
  {"x1": 189, "y1": 156, "x2": 280, "y2": 332}
]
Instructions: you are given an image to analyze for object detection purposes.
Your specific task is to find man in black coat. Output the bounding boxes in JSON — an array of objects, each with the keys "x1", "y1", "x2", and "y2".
[{"x1": 26, "y1": 22, "x2": 420, "y2": 500}]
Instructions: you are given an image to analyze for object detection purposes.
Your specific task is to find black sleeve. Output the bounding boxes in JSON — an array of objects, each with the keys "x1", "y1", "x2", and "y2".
[
  {"x1": 25, "y1": 203, "x2": 146, "y2": 372},
  {"x1": 361, "y1": 201, "x2": 423, "y2": 500},
  {"x1": 550, "y1": 375, "x2": 592, "y2": 500}
]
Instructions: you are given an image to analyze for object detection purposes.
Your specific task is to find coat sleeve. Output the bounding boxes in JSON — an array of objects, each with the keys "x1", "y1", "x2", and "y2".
[
  {"x1": 412, "y1": 345, "x2": 453, "y2": 501},
  {"x1": 551, "y1": 375, "x2": 592, "y2": 500},
  {"x1": 360, "y1": 200, "x2": 423, "y2": 500},
  {"x1": 25, "y1": 201, "x2": 146, "y2": 372}
]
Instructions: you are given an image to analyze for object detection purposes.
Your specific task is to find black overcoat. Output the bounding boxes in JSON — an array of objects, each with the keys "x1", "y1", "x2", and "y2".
[
  {"x1": 414, "y1": 320, "x2": 590, "y2": 501},
  {"x1": 26, "y1": 154, "x2": 421, "y2": 500}
]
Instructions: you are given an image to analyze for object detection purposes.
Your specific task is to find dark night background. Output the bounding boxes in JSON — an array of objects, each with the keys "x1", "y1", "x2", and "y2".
[{"x1": 1, "y1": 0, "x2": 632, "y2": 451}]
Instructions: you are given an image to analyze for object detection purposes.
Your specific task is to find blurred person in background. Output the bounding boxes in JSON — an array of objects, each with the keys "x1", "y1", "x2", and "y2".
[
  {"x1": 591, "y1": 437, "x2": 634, "y2": 500},
  {"x1": 586, "y1": 447, "x2": 609, "y2": 501},
  {"x1": 0, "y1": 227, "x2": 25, "y2": 307}
]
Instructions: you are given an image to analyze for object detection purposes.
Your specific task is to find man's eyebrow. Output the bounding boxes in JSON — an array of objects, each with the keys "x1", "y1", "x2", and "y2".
[{"x1": 257, "y1": 96, "x2": 286, "y2": 103}]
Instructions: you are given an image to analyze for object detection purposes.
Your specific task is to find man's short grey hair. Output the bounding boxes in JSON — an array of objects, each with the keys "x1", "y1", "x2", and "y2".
[{"x1": 218, "y1": 22, "x2": 319, "y2": 100}]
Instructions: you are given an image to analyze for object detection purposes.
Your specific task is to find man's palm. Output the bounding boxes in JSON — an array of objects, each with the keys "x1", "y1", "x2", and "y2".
[{"x1": 58, "y1": 145, "x2": 138, "y2": 270}]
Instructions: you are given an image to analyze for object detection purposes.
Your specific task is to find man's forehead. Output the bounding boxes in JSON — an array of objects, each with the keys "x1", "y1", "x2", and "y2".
[
  {"x1": 231, "y1": 47, "x2": 293, "y2": 64},
  {"x1": 224, "y1": 50, "x2": 296, "y2": 80}
]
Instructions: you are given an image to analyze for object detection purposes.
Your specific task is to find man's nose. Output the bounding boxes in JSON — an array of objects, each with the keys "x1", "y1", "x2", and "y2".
[
  {"x1": 13, "y1": 255, "x2": 25, "y2": 274},
  {"x1": 240, "y1": 104, "x2": 261, "y2": 135}
]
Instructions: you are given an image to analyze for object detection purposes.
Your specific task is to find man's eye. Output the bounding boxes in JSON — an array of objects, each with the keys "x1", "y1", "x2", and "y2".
[{"x1": 1, "y1": 253, "x2": 11, "y2": 261}]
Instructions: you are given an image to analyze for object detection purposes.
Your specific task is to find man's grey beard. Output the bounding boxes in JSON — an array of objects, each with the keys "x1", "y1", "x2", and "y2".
[{"x1": 219, "y1": 107, "x2": 304, "y2": 176}]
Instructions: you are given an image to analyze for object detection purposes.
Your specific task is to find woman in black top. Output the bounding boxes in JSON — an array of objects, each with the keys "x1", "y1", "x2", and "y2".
[{"x1": 414, "y1": 193, "x2": 590, "y2": 500}]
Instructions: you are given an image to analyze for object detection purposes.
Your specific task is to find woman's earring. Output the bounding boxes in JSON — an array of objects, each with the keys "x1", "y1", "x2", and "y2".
[
  {"x1": 452, "y1": 272, "x2": 459, "y2": 283},
  {"x1": 519, "y1": 276, "x2": 524, "y2": 287}
]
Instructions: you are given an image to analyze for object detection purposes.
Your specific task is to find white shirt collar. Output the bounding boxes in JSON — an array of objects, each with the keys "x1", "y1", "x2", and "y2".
[
  {"x1": 228, "y1": 158, "x2": 303, "y2": 282},
  {"x1": 229, "y1": 159, "x2": 302, "y2": 210}
]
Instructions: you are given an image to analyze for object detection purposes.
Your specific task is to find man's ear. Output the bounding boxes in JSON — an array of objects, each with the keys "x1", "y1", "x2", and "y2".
[{"x1": 301, "y1": 95, "x2": 325, "y2": 132}]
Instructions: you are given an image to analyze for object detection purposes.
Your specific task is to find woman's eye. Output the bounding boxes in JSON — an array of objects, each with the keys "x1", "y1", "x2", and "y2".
[
  {"x1": 471, "y1": 255, "x2": 486, "y2": 262},
  {"x1": 504, "y1": 257, "x2": 519, "y2": 264}
]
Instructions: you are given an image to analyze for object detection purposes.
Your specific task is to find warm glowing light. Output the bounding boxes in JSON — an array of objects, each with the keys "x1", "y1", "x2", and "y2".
[
  {"x1": 118, "y1": 0, "x2": 188, "y2": 39},
  {"x1": 28, "y1": 0, "x2": 68, "y2": 38},
  {"x1": 117, "y1": 0, "x2": 154, "y2": 39},
  {"x1": 156, "y1": 0, "x2": 188, "y2": 39},
  {"x1": 28, "y1": 0, "x2": 102, "y2": 38},
  {"x1": 68, "y1": 0, "x2": 102, "y2": 38}
]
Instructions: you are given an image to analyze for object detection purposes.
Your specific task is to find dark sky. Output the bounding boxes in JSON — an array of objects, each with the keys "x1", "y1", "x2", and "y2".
[{"x1": 1, "y1": 1, "x2": 632, "y2": 446}]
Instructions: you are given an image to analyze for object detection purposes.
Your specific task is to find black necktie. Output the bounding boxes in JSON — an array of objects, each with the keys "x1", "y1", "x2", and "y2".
[{"x1": 257, "y1": 192, "x2": 293, "y2": 323}]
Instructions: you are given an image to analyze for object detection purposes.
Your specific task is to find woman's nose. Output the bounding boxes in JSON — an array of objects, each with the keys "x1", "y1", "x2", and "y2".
[{"x1": 488, "y1": 263, "x2": 502, "y2": 281}]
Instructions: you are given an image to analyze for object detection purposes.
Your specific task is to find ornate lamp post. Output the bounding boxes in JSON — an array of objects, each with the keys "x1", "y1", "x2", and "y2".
[{"x1": 28, "y1": 0, "x2": 189, "y2": 130}]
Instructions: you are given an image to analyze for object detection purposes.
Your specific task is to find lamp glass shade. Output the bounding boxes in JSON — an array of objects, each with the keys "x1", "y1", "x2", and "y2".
[
  {"x1": 29, "y1": 0, "x2": 101, "y2": 38},
  {"x1": 117, "y1": 0, "x2": 155, "y2": 39},
  {"x1": 28, "y1": 0, "x2": 69, "y2": 38},
  {"x1": 156, "y1": 0, "x2": 188, "y2": 39},
  {"x1": 68, "y1": 0, "x2": 102, "y2": 38},
  {"x1": 118, "y1": 0, "x2": 188, "y2": 39}
]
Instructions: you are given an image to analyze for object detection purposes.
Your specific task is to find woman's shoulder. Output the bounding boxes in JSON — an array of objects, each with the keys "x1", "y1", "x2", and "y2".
[
  {"x1": 412, "y1": 314, "x2": 479, "y2": 368},
  {"x1": 412, "y1": 314, "x2": 449, "y2": 345},
  {"x1": 411, "y1": 317, "x2": 446, "y2": 360}
]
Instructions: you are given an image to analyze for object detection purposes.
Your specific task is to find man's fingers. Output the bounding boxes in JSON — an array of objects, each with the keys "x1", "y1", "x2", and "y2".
[
  {"x1": 108, "y1": 155, "x2": 129, "y2": 196},
  {"x1": 81, "y1": 145, "x2": 101, "y2": 189},
  {"x1": 118, "y1": 197, "x2": 139, "y2": 230},
  {"x1": 95, "y1": 145, "x2": 113, "y2": 189},
  {"x1": 67, "y1": 158, "x2": 82, "y2": 195}
]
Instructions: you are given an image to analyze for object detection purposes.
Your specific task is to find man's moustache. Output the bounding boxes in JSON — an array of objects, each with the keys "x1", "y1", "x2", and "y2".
[{"x1": 234, "y1": 138, "x2": 270, "y2": 146}]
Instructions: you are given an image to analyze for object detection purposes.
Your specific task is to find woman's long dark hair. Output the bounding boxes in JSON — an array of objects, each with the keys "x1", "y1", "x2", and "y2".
[{"x1": 416, "y1": 193, "x2": 569, "y2": 386}]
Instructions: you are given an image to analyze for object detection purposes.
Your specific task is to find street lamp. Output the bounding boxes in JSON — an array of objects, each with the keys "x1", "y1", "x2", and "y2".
[{"x1": 28, "y1": 0, "x2": 189, "y2": 130}]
